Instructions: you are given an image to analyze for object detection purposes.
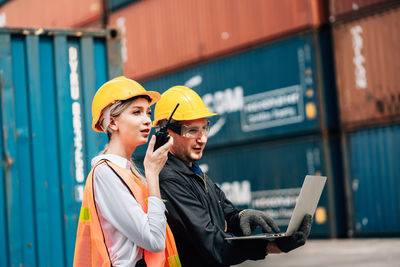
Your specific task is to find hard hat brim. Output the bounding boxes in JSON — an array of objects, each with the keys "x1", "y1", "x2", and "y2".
[
  {"x1": 153, "y1": 111, "x2": 217, "y2": 127},
  {"x1": 93, "y1": 91, "x2": 161, "y2": 132}
]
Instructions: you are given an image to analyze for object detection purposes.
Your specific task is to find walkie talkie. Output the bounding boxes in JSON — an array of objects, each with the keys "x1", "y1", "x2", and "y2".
[{"x1": 153, "y1": 103, "x2": 180, "y2": 151}]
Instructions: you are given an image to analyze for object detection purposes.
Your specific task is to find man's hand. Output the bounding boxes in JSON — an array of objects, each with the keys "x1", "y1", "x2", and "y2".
[
  {"x1": 275, "y1": 214, "x2": 312, "y2": 253},
  {"x1": 239, "y1": 209, "x2": 280, "y2": 235}
]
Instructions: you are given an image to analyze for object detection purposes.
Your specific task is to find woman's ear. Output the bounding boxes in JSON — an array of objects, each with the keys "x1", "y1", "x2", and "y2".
[{"x1": 108, "y1": 116, "x2": 118, "y2": 131}]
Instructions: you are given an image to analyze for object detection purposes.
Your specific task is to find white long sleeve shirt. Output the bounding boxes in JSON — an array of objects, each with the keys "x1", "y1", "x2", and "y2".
[{"x1": 91, "y1": 154, "x2": 166, "y2": 266}]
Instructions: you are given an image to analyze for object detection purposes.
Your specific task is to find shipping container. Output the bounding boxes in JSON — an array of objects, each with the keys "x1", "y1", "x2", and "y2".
[
  {"x1": 329, "y1": 0, "x2": 399, "y2": 21},
  {"x1": 333, "y1": 7, "x2": 400, "y2": 129},
  {"x1": 0, "y1": 0, "x2": 103, "y2": 28},
  {"x1": 138, "y1": 30, "x2": 338, "y2": 154},
  {"x1": 197, "y1": 135, "x2": 345, "y2": 238},
  {"x1": 0, "y1": 0, "x2": 11, "y2": 7},
  {"x1": 108, "y1": 0, "x2": 328, "y2": 79},
  {"x1": 109, "y1": 0, "x2": 138, "y2": 11},
  {"x1": 0, "y1": 27, "x2": 122, "y2": 266},
  {"x1": 342, "y1": 124, "x2": 400, "y2": 236},
  {"x1": 0, "y1": 86, "x2": 7, "y2": 267}
]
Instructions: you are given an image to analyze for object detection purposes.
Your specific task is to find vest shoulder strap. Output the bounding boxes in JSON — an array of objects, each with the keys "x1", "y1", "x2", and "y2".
[{"x1": 103, "y1": 160, "x2": 149, "y2": 211}]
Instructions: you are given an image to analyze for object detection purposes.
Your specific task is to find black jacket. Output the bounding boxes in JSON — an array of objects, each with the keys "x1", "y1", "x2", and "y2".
[{"x1": 159, "y1": 153, "x2": 268, "y2": 267}]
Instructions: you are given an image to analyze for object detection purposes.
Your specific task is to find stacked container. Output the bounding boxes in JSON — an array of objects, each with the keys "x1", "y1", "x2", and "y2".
[
  {"x1": 331, "y1": 2, "x2": 400, "y2": 236},
  {"x1": 0, "y1": 0, "x2": 104, "y2": 28},
  {"x1": 108, "y1": 0, "x2": 328, "y2": 79},
  {"x1": 139, "y1": 30, "x2": 345, "y2": 238},
  {"x1": 0, "y1": 27, "x2": 122, "y2": 266},
  {"x1": 329, "y1": 0, "x2": 399, "y2": 21},
  {"x1": 108, "y1": 0, "x2": 139, "y2": 11}
]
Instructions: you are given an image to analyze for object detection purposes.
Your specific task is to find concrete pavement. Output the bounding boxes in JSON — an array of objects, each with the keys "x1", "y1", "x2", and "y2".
[{"x1": 236, "y1": 238, "x2": 400, "y2": 267}]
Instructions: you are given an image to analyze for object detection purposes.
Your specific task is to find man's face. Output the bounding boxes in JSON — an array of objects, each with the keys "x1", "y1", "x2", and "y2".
[{"x1": 168, "y1": 118, "x2": 209, "y2": 166}]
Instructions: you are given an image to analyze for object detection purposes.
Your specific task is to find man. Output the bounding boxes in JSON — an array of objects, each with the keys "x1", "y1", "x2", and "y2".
[{"x1": 153, "y1": 86, "x2": 312, "y2": 267}]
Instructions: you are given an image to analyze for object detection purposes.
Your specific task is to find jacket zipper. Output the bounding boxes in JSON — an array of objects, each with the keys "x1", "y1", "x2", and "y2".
[{"x1": 196, "y1": 173, "x2": 208, "y2": 192}]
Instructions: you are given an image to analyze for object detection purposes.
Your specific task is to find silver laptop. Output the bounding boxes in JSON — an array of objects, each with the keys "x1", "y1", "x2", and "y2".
[{"x1": 225, "y1": 175, "x2": 327, "y2": 240}]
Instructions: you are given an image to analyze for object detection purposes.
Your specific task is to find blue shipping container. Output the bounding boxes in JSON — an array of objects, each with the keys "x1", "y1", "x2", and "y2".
[
  {"x1": 141, "y1": 29, "x2": 338, "y2": 151},
  {"x1": 0, "y1": 27, "x2": 122, "y2": 266},
  {"x1": 108, "y1": 0, "x2": 139, "y2": 11},
  {"x1": 198, "y1": 135, "x2": 345, "y2": 238},
  {"x1": 345, "y1": 124, "x2": 400, "y2": 236},
  {"x1": 0, "y1": 0, "x2": 10, "y2": 7}
]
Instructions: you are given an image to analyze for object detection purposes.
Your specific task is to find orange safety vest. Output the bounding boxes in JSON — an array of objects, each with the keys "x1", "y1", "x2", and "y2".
[{"x1": 73, "y1": 160, "x2": 181, "y2": 267}]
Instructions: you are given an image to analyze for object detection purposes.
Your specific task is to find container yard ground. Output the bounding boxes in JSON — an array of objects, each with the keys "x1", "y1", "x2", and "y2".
[{"x1": 237, "y1": 238, "x2": 400, "y2": 267}]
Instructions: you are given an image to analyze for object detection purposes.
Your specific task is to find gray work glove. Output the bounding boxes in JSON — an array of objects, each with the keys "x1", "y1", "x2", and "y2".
[
  {"x1": 276, "y1": 214, "x2": 312, "y2": 253},
  {"x1": 239, "y1": 209, "x2": 280, "y2": 236}
]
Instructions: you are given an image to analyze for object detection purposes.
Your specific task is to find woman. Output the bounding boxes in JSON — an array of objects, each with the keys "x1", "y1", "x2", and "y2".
[{"x1": 73, "y1": 76, "x2": 180, "y2": 267}]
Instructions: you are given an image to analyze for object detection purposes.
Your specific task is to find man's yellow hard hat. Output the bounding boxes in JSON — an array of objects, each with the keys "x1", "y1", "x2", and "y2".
[
  {"x1": 92, "y1": 76, "x2": 161, "y2": 132},
  {"x1": 153, "y1": 85, "x2": 216, "y2": 126}
]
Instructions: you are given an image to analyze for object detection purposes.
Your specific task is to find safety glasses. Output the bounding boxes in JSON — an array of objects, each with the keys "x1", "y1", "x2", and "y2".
[{"x1": 165, "y1": 120, "x2": 211, "y2": 138}]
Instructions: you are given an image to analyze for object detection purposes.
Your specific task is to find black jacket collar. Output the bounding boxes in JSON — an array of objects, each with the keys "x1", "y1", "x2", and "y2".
[{"x1": 165, "y1": 153, "x2": 194, "y2": 176}]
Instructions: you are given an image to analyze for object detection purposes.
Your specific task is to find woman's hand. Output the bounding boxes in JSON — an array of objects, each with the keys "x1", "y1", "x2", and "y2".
[{"x1": 143, "y1": 135, "x2": 173, "y2": 198}]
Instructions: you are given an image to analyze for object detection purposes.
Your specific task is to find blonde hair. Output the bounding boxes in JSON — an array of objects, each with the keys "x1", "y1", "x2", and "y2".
[{"x1": 99, "y1": 96, "x2": 151, "y2": 183}]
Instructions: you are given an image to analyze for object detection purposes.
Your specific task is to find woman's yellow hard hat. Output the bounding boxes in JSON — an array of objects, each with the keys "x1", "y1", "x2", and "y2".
[{"x1": 92, "y1": 76, "x2": 161, "y2": 132}]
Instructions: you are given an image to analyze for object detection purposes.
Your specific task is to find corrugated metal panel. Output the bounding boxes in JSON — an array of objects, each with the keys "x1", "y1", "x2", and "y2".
[
  {"x1": 139, "y1": 31, "x2": 338, "y2": 152},
  {"x1": 333, "y1": 7, "x2": 400, "y2": 129},
  {"x1": 0, "y1": 32, "x2": 10, "y2": 267},
  {"x1": 345, "y1": 124, "x2": 400, "y2": 235},
  {"x1": 109, "y1": 0, "x2": 328, "y2": 79},
  {"x1": 197, "y1": 135, "x2": 345, "y2": 237},
  {"x1": 329, "y1": 0, "x2": 399, "y2": 21},
  {"x1": 0, "y1": 147, "x2": 7, "y2": 266},
  {"x1": 0, "y1": 129, "x2": 7, "y2": 266},
  {"x1": 0, "y1": 31, "x2": 23, "y2": 265},
  {"x1": 0, "y1": 0, "x2": 103, "y2": 28},
  {"x1": 0, "y1": 27, "x2": 122, "y2": 266}
]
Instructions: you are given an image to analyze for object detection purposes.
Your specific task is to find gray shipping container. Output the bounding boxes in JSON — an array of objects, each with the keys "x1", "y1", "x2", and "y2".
[{"x1": 0, "y1": 27, "x2": 122, "y2": 266}]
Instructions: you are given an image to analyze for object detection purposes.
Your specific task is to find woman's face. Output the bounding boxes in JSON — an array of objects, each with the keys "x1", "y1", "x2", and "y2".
[{"x1": 111, "y1": 97, "x2": 152, "y2": 149}]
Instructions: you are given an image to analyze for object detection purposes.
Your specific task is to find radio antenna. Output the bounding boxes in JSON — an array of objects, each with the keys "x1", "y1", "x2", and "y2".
[{"x1": 166, "y1": 103, "x2": 180, "y2": 126}]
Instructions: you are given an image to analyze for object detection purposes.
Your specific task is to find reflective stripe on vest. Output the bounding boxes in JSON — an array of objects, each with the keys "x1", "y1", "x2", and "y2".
[{"x1": 73, "y1": 160, "x2": 181, "y2": 267}]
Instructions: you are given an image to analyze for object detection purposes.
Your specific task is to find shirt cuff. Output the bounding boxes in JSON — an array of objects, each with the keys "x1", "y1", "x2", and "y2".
[{"x1": 148, "y1": 196, "x2": 166, "y2": 213}]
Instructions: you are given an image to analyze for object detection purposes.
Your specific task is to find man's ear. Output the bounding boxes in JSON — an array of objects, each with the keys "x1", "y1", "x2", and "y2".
[
  {"x1": 167, "y1": 129, "x2": 179, "y2": 138},
  {"x1": 108, "y1": 117, "x2": 118, "y2": 131}
]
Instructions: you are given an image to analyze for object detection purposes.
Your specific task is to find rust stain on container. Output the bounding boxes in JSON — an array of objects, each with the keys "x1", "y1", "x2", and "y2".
[
  {"x1": 108, "y1": 0, "x2": 328, "y2": 80},
  {"x1": 0, "y1": 0, "x2": 102, "y2": 28},
  {"x1": 333, "y1": 7, "x2": 400, "y2": 128}
]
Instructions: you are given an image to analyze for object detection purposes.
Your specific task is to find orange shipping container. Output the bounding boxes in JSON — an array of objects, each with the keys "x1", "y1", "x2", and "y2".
[
  {"x1": 333, "y1": 7, "x2": 400, "y2": 129},
  {"x1": 329, "y1": 0, "x2": 399, "y2": 21},
  {"x1": 109, "y1": 0, "x2": 328, "y2": 80},
  {"x1": 0, "y1": 0, "x2": 103, "y2": 28}
]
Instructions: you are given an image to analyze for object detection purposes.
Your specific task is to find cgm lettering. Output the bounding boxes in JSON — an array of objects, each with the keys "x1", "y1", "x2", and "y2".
[
  {"x1": 219, "y1": 180, "x2": 251, "y2": 205},
  {"x1": 202, "y1": 86, "x2": 243, "y2": 115}
]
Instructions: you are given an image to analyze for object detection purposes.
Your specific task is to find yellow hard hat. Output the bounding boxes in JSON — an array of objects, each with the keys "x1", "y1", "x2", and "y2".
[
  {"x1": 153, "y1": 85, "x2": 217, "y2": 126},
  {"x1": 92, "y1": 76, "x2": 161, "y2": 132}
]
